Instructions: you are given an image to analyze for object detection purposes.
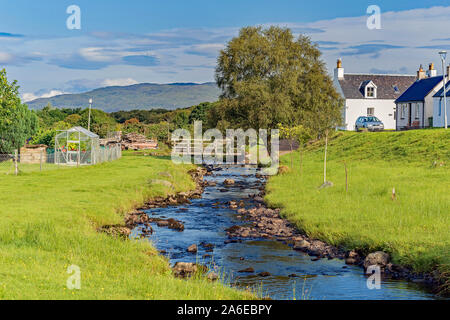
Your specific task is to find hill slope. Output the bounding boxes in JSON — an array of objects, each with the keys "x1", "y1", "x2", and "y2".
[{"x1": 26, "y1": 82, "x2": 221, "y2": 112}]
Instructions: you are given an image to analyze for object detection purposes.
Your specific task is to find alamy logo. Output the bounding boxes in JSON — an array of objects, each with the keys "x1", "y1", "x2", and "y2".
[
  {"x1": 366, "y1": 265, "x2": 381, "y2": 290},
  {"x1": 66, "y1": 5, "x2": 81, "y2": 30},
  {"x1": 367, "y1": 5, "x2": 381, "y2": 30},
  {"x1": 66, "y1": 265, "x2": 81, "y2": 290},
  {"x1": 171, "y1": 121, "x2": 279, "y2": 175}
]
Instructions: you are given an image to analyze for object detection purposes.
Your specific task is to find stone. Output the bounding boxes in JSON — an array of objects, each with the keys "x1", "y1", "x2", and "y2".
[
  {"x1": 167, "y1": 218, "x2": 184, "y2": 231},
  {"x1": 363, "y1": 251, "x2": 390, "y2": 271},
  {"x1": 240, "y1": 229, "x2": 250, "y2": 237},
  {"x1": 345, "y1": 250, "x2": 361, "y2": 265},
  {"x1": 172, "y1": 262, "x2": 198, "y2": 277},
  {"x1": 187, "y1": 244, "x2": 198, "y2": 253},
  {"x1": 207, "y1": 272, "x2": 219, "y2": 281},
  {"x1": 238, "y1": 267, "x2": 254, "y2": 273},
  {"x1": 253, "y1": 196, "x2": 264, "y2": 203},
  {"x1": 293, "y1": 240, "x2": 310, "y2": 250},
  {"x1": 258, "y1": 272, "x2": 271, "y2": 277},
  {"x1": 156, "y1": 220, "x2": 169, "y2": 227},
  {"x1": 224, "y1": 179, "x2": 235, "y2": 185}
]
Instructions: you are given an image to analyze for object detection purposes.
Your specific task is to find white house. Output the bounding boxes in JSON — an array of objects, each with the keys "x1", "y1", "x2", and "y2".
[
  {"x1": 333, "y1": 59, "x2": 416, "y2": 130},
  {"x1": 433, "y1": 79, "x2": 450, "y2": 128},
  {"x1": 395, "y1": 64, "x2": 444, "y2": 130}
]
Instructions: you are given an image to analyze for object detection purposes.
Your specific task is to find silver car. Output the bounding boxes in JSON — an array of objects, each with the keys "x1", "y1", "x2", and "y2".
[{"x1": 355, "y1": 116, "x2": 384, "y2": 132}]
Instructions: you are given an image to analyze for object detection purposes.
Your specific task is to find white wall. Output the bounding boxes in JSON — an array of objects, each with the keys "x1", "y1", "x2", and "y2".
[
  {"x1": 433, "y1": 96, "x2": 450, "y2": 127},
  {"x1": 344, "y1": 99, "x2": 397, "y2": 130},
  {"x1": 425, "y1": 81, "x2": 443, "y2": 124}
]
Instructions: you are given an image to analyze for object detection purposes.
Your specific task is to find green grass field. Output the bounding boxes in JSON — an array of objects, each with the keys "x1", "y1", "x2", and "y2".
[
  {"x1": 266, "y1": 129, "x2": 449, "y2": 287},
  {"x1": 0, "y1": 152, "x2": 251, "y2": 299}
]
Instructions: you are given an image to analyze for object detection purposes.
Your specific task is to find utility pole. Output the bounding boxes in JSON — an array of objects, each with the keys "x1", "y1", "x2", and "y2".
[
  {"x1": 439, "y1": 51, "x2": 448, "y2": 129},
  {"x1": 88, "y1": 98, "x2": 93, "y2": 131}
]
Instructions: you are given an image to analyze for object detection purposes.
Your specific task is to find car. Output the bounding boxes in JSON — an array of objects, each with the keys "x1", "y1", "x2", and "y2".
[{"x1": 355, "y1": 116, "x2": 384, "y2": 132}]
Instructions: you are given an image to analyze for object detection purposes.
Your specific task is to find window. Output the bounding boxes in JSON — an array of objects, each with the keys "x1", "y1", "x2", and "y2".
[
  {"x1": 393, "y1": 85, "x2": 399, "y2": 93},
  {"x1": 366, "y1": 87, "x2": 375, "y2": 98},
  {"x1": 367, "y1": 107, "x2": 375, "y2": 116},
  {"x1": 415, "y1": 103, "x2": 420, "y2": 119},
  {"x1": 401, "y1": 104, "x2": 406, "y2": 119}
]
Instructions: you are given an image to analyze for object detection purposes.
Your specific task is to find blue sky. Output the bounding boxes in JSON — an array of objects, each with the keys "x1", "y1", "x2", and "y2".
[{"x1": 1, "y1": 0, "x2": 450, "y2": 101}]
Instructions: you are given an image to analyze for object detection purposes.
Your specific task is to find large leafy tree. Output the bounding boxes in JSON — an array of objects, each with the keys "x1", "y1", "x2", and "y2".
[
  {"x1": 214, "y1": 26, "x2": 343, "y2": 132},
  {"x1": 0, "y1": 69, "x2": 38, "y2": 153}
]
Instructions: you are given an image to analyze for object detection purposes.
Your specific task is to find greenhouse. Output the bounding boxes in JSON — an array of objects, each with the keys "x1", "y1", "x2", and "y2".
[{"x1": 55, "y1": 127, "x2": 99, "y2": 165}]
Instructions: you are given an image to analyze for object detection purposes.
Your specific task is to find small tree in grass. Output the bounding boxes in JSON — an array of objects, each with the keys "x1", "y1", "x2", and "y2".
[{"x1": 303, "y1": 98, "x2": 343, "y2": 188}]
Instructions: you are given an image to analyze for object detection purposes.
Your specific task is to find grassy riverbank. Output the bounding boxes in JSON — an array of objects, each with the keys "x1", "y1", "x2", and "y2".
[
  {"x1": 266, "y1": 129, "x2": 449, "y2": 290},
  {"x1": 0, "y1": 152, "x2": 251, "y2": 299}
]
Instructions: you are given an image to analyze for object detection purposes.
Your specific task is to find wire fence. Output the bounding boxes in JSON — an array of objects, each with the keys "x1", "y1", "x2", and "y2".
[{"x1": 0, "y1": 145, "x2": 122, "y2": 175}]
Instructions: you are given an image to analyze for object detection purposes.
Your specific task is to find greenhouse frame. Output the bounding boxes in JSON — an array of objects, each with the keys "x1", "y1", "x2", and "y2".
[{"x1": 54, "y1": 126, "x2": 121, "y2": 166}]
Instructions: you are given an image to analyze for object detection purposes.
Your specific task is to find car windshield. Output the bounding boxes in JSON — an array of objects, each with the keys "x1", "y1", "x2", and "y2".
[{"x1": 366, "y1": 117, "x2": 380, "y2": 122}]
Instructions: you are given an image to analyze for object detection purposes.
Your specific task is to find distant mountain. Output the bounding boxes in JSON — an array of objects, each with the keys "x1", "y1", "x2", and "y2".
[{"x1": 26, "y1": 82, "x2": 221, "y2": 112}]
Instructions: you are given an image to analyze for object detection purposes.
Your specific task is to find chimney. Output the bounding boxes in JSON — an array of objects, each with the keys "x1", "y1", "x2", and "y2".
[
  {"x1": 427, "y1": 63, "x2": 437, "y2": 77},
  {"x1": 417, "y1": 65, "x2": 426, "y2": 80},
  {"x1": 334, "y1": 58, "x2": 344, "y2": 80}
]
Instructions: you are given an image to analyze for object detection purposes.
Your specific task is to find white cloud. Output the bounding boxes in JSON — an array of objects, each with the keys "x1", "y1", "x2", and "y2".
[
  {"x1": 0, "y1": 52, "x2": 13, "y2": 63},
  {"x1": 101, "y1": 78, "x2": 139, "y2": 87},
  {"x1": 10, "y1": 5, "x2": 450, "y2": 94},
  {"x1": 22, "y1": 90, "x2": 66, "y2": 102}
]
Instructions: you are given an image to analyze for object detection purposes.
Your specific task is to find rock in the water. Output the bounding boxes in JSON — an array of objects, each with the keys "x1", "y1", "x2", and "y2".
[
  {"x1": 345, "y1": 250, "x2": 361, "y2": 265},
  {"x1": 293, "y1": 240, "x2": 310, "y2": 251},
  {"x1": 167, "y1": 218, "x2": 184, "y2": 231},
  {"x1": 363, "y1": 251, "x2": 390, "y2": 271},
  {"x1": 187, "y1": 244, "x2": 198, "y2": 253},
  {"x1": 238, "y1": 267, "x2": 254, "y2": 273},
  {"x1": 224, "y1": 179, "x2": 235, "y2": 185},
  {"x1": 258, "y1": 272, "x2": 271, "y2": 277},
  {"x1": 156, "y1": 220, "x2": 169, "y2": 227},
  {"x1": 253, "y1": 196, "x2": 264, "y2": 203}
]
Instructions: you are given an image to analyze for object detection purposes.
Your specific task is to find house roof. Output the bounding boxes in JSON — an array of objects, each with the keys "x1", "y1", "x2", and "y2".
[
  {"x1": 338, "y1": 74, "x2": 416, "y2": 99},
  {"x1": 395, "y1": 76, "x2": 443, "y2": 103},
  {"x1": 433, "y1": 80, "x2": 450, "y2": 97}
]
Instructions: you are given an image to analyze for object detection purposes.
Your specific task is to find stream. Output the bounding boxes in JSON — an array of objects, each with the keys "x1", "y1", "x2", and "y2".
[{"x1": 132, "y1": 166, "x2": 440, "y2": 300}]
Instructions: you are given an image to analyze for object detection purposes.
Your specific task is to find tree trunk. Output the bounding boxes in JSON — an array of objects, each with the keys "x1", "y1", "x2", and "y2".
[{"x1": 323, "y1": 130, "x2": 328, "y2": 184}]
